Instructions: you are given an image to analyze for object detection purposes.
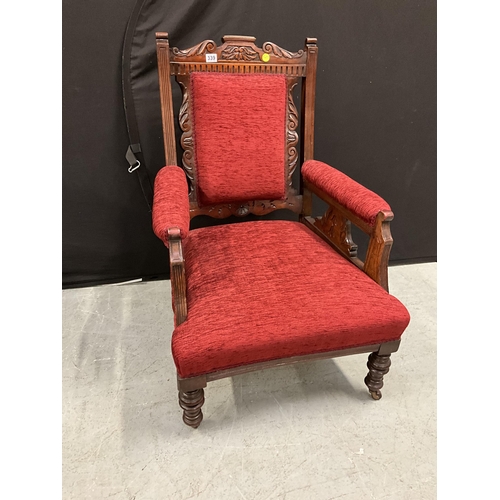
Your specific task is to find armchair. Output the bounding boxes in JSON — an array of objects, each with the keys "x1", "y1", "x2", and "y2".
[{"x1": 152, "y1": 34, "x2": 410, "y2": 428}]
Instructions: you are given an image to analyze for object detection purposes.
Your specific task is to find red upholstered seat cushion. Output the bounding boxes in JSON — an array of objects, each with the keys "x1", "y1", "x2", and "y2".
[
  {"x1": 172, "y1": 221, "x2": 410, "y2": 378},
  {"x1": 191, "y1": 73, "x2": 287, "y2": 206}
]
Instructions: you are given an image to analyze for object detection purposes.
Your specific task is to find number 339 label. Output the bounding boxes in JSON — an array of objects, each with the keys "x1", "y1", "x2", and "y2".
[{"x1": 205, "y1": 53, "x2": 217, "y2": 63}]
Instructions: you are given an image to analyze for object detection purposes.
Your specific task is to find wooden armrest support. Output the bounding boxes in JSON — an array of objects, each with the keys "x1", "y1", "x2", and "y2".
[
  {"x1": 301, "y1": 179, "x2": 394, "y2": 291},
  {"x1": 168, "y1": 228, "x2": 188, "y2": 325},
  {"x1": 364, "y1": 211, "x2": 394, "y2": 291}
]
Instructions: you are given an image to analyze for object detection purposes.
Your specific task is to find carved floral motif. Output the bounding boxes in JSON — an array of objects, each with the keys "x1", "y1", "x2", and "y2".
[{"x1": 221, "y1": 45, "x2": 259, "y2": 61}]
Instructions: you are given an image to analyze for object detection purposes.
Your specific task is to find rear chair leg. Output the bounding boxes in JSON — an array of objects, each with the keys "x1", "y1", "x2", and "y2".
[
  {"x1": 364, "y1": 352, "x2": 392, "y2": 400},
  {"x1": 178, "y1": 389, "x2": 205, "y2": 428}
]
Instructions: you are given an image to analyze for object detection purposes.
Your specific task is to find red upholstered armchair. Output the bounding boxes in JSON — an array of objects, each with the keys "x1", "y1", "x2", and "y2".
[{"x1": 153, "y1": 34, "x2": 410, "y2": 428}]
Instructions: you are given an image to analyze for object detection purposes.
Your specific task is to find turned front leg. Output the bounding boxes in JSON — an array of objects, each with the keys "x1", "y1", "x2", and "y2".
[
  {"x1": 364, "y1": 352, "x2": 392, "y2": 400},
  {"x1": 178, "y1": 389, "x2": 205, "y2": 428}
]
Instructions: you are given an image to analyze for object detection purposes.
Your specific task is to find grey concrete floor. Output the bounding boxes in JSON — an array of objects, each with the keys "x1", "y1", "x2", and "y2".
[{"x1": 62, "y1": 262, "x2": 436, "y2": 500}]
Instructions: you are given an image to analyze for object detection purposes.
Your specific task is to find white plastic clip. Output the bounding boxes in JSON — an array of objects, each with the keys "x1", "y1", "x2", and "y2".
[{"x1": 128, "y1": 160, "x2": 141, "y2": 173}]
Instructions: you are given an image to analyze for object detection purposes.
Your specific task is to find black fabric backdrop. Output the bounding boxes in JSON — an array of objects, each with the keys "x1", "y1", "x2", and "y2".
[{"x1": 62, "y1": 0, "x2": 436, "y2": 288}]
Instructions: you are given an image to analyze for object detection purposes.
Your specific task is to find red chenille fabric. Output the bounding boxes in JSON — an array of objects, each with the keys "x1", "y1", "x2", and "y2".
[
  {"x1": 302, "y1": 160, "x2": 391, "y2": 226},
  {"x1": 172, "y1": 221, "x2": 410, "y2": 378},
  {"x1": 152, "y1": 166, "x2": 190, "y2": 246},
  {"x1": 190, "y1": 73, "x2": 287, "y2": 206}
]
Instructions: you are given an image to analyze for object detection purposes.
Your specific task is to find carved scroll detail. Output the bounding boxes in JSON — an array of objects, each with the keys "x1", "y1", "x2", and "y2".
[
  {"x1": 221, "y1": 45, "x2": 259, "y2": 61},
  {"x1": 313, "y1": 206, "x2": 358, "y2": 258},
  {"x1": 263, "y1": 42, "x2": 304, "y2": 59},
  {"x1": 178, "y1": 81, "x2": 195, "y2": 194},
  {"x1": 172, "y1": 40, "x2": 216, "y2": 57},
  {"x1": 287, "y1": 83, "x2": 299, "y2": 187}
]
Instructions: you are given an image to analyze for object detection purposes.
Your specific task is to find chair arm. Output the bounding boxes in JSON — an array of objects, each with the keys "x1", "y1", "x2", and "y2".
[
  {"x1": 152, "y1": 165, "x2": 189, "y2": 325},
  {"x1": 302, "y1": 160, "x2": 391, "y2": 227},
  {"x1": 152, "y1": 165, "x2": 190, "y2": 247},
  {"x1": 301, "y1": 160, "x2": 394, "y2": 291}
]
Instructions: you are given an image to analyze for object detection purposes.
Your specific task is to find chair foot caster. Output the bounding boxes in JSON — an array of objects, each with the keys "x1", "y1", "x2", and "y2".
[
  {"x1": 179, "y1": 388, "x2": 204, "y2": 428},
  {"x1": 364, "y1": 352, "x2": 391, "y2": 400}
]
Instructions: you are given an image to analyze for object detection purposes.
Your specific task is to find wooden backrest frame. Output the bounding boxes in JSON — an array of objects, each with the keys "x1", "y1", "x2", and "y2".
[{"x1": 156, "y1": 33, "x2": 318, "y2": 219}]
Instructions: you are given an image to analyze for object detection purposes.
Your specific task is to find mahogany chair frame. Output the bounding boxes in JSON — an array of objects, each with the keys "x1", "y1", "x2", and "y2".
[{"x1": 156, "y1": 33, "x2": 400, "y2": 428}]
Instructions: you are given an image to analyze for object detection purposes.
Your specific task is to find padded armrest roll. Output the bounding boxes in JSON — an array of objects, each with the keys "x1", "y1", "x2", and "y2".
[
  {"x1": 152, "y1": 166, "x2": 190, "y2": 246},
  {"x1": 302, "y1": 160, "x2": 391, "y2": 226}
]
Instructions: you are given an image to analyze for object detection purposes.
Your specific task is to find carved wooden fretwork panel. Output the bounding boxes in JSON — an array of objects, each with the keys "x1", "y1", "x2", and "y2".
[{"x1": 313, "y1": 206, "x2": 358, "y2": 258}]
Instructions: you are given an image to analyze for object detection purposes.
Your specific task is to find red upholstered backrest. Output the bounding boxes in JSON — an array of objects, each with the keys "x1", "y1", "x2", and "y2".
[{"x1": 190, "y1": 73, "x2": 287, "y2": 206}]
